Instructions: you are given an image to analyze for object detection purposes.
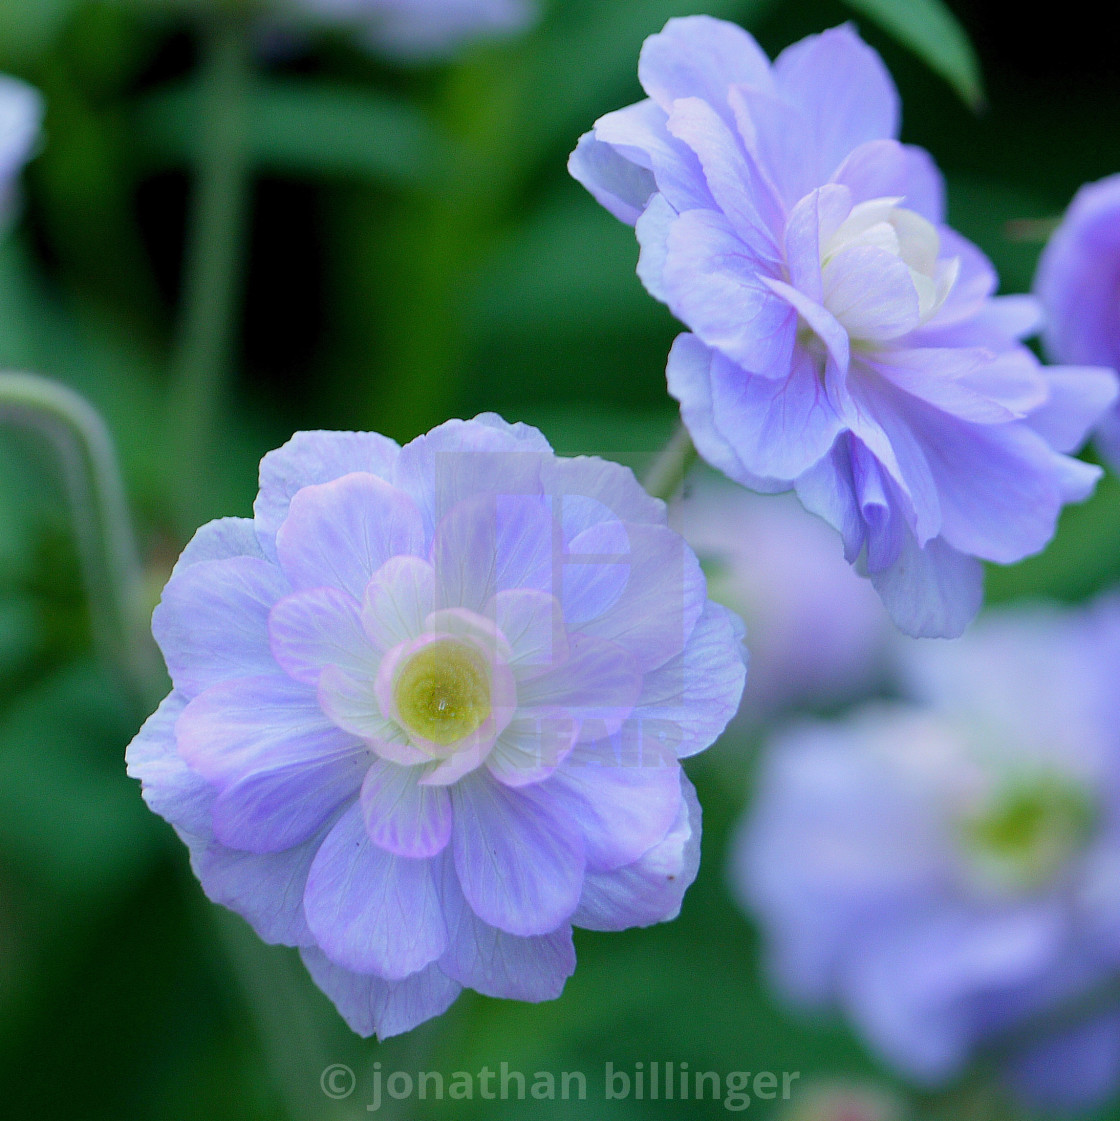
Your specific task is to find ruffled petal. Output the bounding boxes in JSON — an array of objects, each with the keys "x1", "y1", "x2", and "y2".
[
  {"x1": 360, "y1": 758, "x2": 452, "y2": 858},
  {"x1": 269, "y1": 586, "x2": 374, "y2": 687}
]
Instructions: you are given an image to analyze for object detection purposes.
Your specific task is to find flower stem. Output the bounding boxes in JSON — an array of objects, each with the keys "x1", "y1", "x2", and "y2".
[
  {"x1": 642, "y1": 422, "x2": 698, "y2": 502},
  {"x1": 167, "y1": 12, "x2": 253, "y2": 531},
  {"x1": 0, "y1": 373, "x2": 164, "y2": 706}
]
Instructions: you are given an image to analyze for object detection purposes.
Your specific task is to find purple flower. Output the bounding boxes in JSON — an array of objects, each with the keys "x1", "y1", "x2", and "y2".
[
  {"x1": 285, "y1": 0, "x2": 536, "y2": 58},
  {"x1": 0, "y1": 75, "x2": 43, "y2": 224},
  {"x1": 670, "y1": 472, "x2": 892, "y2": 721},
  {"x1": 734, "y1": 600, "x2": 1120, "y2": 1110},
  {"x1": 127, "y1": 415, "x2": 745, "y2": 1038},
  {"x1": 569, "y1": 16, "x2": 1118, "y2": 638},
  {"x1": 1035, "y1": 174, "x2": 1120, "y2": 467}
]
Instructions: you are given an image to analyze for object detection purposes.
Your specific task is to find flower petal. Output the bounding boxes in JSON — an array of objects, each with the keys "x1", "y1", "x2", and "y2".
[
  {"x1": 304, "y1": 802, "x2": 447, "y2": 979},
  {"x1": 360, "y1": 758, "x2": 452, "y2": 858},
  {"x1": 275, "y1": 472, "x2": 425, "y2": 601},
  {"x1": 451, "y1": 773, "x2": 585, "y2": 936},
  {"x1": 269, "y1": 586, "x2": 375, "y2": 687}
]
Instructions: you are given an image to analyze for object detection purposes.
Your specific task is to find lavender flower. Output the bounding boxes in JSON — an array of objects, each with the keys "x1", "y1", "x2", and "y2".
[
  {"x1": 734, "y1": 600, "x2": 1120, "y2": 1110},
  {"x1": 1035, "y1": 174, "x2": 1120, "y2": 466},
  {"x1": 569, "y1": 16, "x2": 1118, "y2": 638},
  {"x1": 284, "y1": 0, "x2": 536, "y2": 58},
  {"x1": 127, "y1": 415, "x2": 745, "y2": 1038},
  {"x1": 670, "y1": 472, "x2": 891, "y2": 721},
  {"x1": 0, "y1": 75, "x2": 43, "y2": 225}
]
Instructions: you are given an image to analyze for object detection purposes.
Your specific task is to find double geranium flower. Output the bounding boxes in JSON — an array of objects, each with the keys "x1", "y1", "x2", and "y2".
[
  {"x1": 128, "y1": 415, "x2": 745, "y2": 1036},
  {"x1": 571, "y1": 16, "x2": 1117, "y2": 637}
]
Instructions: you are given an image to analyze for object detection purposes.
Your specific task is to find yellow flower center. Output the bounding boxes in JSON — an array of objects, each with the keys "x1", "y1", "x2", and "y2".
[{"x1": 393, "y1": 639, "x2": 491, "y2": 746}]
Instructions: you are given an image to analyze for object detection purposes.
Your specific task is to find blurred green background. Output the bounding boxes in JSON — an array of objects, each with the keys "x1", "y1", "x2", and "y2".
[{"x1": 2, "y1": 0, "x2": 1120, "y2": 1118}]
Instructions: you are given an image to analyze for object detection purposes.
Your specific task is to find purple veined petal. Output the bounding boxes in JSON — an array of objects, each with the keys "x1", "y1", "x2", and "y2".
[
  {"x1": 636, "y1": 600, "x2": 746, "y2": 759},
  {"x1": 920, "y1": 228, "x2": 997, "y2": 328},
  {"x1": 191, "y1": 816, "x2": 339, "y2": 946},
  {"x1": 304, "y1": 802, "x2": 447, "y2": 979},
  {"x1": 547, "y1": 737, "x2": 682, "y2": 874},
  {"x1": 772, "y1": 24, "x2": 900, "y2": 185},
  {"x1": 486, "y1": 714, "x2": 578, "y2": 788},
  {"x1": 438, "y1": 860, "x2": 575, "y2": 1001},
  {"x1": 391, "y1": 416, "x2": 548, "y2": 539},
  {"x1": 967, "y1": 294, "x2": 1043, "y2": 343},
  {"x1": 153, "y1": 557, "x2": 288, "y2": 698},
  {"x1": 783, "y1": 184, "x2": 854, "y2": 304},
  {"x1": 430, "y1": 491, "x2": 557, "y2": 613},
  {"x1": 1028, "y1": 365, "x2": 1120, "y2": 454},
  {"x1": 361, "y1": 555, "x2": 436, "y2": 652},
  {"x1": 275, "y1": 472, "x2": 426, "y2": 602},
  {"x1": 638, "y1": 15, "x2": 775, "y2": 118},
  {"x1": 317, "y1": 664, "x2": 429, "y2": 765},
  {"x1": 567, "y1": 130, "x2": 657, "y2": 227},
  {"x1": 870, "y1": 530, "x2": 984, "y2": 639},
  {"x1": 635, "y1": 192, "x2": 676, "y2": 303},
  {"x1": 561, "y1": 522, "x2": 707, "y2": 674},
  {"x1": 727, "y1": 83, "x2": 815, "y2": 209},
  {"x1": 763, "y1": 278, "x2": 850, "y2": 376},
  {"x1": 209, "y1": 741, "x2": 367, "y2": 854},
  {"x1": 665, "y1": 95, "x2": 784, "y2": 256},
  {"x1": 794, "y1": 436, "x2": 866, "y2": 563},
  {"x1": 843, "y1": 374, "x2": 941, "y2": 546},
  {"x1": 360, "y1": 757, "x2": 452, "y2": 858},
  {"x1": 667, "y1": 333, "x2": 794, "y2": 495},
  {"x1": 301, "y1": 947, "x2": 461, "y2": 1041},
  {"x1": 662, "y1": 208, "x2": 796, "y2": 376},
  {"x1": 591, "y1": 98, "x2": 717, "y2": 217},
  {"x1": 831, "y1": 139, "x2": 945, "y2": 223},
  {"x1": 269, "y1": 586, "x2": 375, "y2": 687},
  {"x1": 450, "y1": 772, "x2": 585, "y2": 936},
  {"x1": 574, "y1": 772, "x2": 701, "y2": 930},
  {"x1": 178, "y1": 673, "x2": 360, "y2": 788},
  {"x1": 903, "y1": 399, "x2": 1072, "y2": 564},
  {"x1": 822, "y1": 244, "x2": 921, "y2": 342},
  {"x1": 487, "y1": 588, "x2": 568, "y2": 677},
  {"x1": 174, "y1": 516, "x2": 264, "y2": 572},
  {"x1": 705, "y1": 340, "x2": 846, "y2": 484},
  {"x1": 125, "y1": 691, "x2": 213, "y2": 843},
  {"x1": 851, "y1": 441, "x2": 906, "y2": 573},
  {"x1": 255, "y1": 430, "x2": 400, "y2": 561},
  {"x1": 544, "y1": 454, "x2": 667, "y2": 543}
]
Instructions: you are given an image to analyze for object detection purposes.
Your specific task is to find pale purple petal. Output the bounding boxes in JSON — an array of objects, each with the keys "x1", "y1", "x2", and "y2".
[
  {"x1": 301, "y1": 948, "x2": 460, "y2": 1040},
  {"x1": 269, "y1": 586, "x2": 374, "y2": 686},
  {"x1": 438, "y1": 862, "x2": 575, "y2": 1001},
  {"x1": 451, "y1": 773, "x2": 584, "y2": 936},
  {"x1": 276, "y1": 472, "x2": 425, "y2": 601},
  {"x1": 361, "y1": 555, "x2": 436, "y2": 651},
  {"x1": 361, "y1": 758, "x2": 452, "y2": 857},
  {"x1": 567, "y1": 131, "x2": 656, "y2": 226},
  {"x1": 255, "y1": 430, "x2": 400, "y2": 561},
  {"x1": 304, "y1": 802, "x2": 446, "y2": 979}
]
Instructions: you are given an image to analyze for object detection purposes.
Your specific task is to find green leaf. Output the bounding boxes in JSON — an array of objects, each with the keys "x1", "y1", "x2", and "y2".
[
  {"x1": 841, "y1": 0, "x2": 985, "y2": 110},
  {"x1": 134, "y1": 77, "x2": 446, "y2": 186}
]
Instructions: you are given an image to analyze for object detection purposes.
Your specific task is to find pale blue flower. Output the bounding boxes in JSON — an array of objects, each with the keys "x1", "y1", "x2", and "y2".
[
  {"x1": 570, "y1": 16, "x2": 1118, "y2": 638},
  {"x1": 734, "y1": 600, "x2": 1120, "y2": 1110},
  {"x1": 127, "y1": 415, "x2": 745, "y2": 1037},
  {"x1": 1035, "y1": 173, "x2": 1120, "y2": 467},
  {"x1": 0, "y1": 74, "x2": 43, "y2": 225}
]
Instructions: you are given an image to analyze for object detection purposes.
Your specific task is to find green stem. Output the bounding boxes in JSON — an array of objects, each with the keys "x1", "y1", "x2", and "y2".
[
  {"x1": 642, "y1": 422, "x2": 698, "y2": 502},
  {"x1": 0, "y1": 373, "x2": 163, "y2": 707},
  {"x1": 167, "y1": 13, "x2": 253, "y2": 530}
]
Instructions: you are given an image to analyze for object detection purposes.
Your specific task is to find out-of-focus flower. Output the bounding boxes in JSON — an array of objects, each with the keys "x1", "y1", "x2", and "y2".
[
  {"x1": 781, "y1": 1081, "x2": 907, "y2": 1121},
  {"x1": 127, "y1": 415, "x2": 745, "y2": 1038},
  {"x1": 734, "y1": 600, "x2": 1120, "y2": 1110},
  {"x1": 570, "y1": 16, "x2": 1117, "y2": 639},
  {"x1": 1035, "y1": 174, "x2": 1120, "y2": 466},
  {"x1": 282, "y1": 0, "x2": 536, "y2": 58},
  {"x1": 670, "y1": 472, "x2": 892, "y2": 722},
  {"x1": 0, "y1": 75, "x2": 43, "y2": 225}
]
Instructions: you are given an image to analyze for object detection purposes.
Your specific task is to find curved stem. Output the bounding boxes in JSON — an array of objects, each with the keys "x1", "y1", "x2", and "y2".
[
  {"x1": 0, "y1": 373, "x2": 163, "y2": 706},
  {"x1": 642, "y1": 422, "x2": 698, "y2": 503},
  {"x1": 167, "y1": 12, "x2": 253, "y2": 531}
]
